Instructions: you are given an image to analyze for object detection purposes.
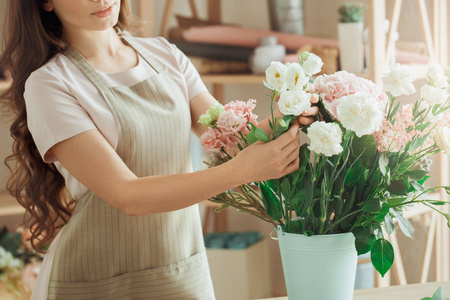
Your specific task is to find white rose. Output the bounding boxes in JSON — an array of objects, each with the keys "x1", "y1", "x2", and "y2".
[
  {"x1": 265, "y1": 61, "x2": 288, "y2": 92},
  {"x1": 382, "y1": 64, "x2": 416, "y2": 97},
  {"x1": 286, "y1": 63, "x2": 309, "y2": 91},
  {"x1": 278, "y1": 90, "x2": 312, "y2": 116},
  {"x1": 307, "y1": 121, "x2": 343, "y2": 156},
  {"x1": 427, "y1": 63, "x2": 448, "y2": 88},
  {"x1": 336, "y1": 92, "x2": 384, "y2": 137},
  {"x1": 303, "y1": 53, "x2": 323, "y2": 75},
  {"x1": 420, "y1": 84, "x2": 448, "y2": 106},
  {"x1": 434, "y1": 127, "x2": 450, "y2": 153}
]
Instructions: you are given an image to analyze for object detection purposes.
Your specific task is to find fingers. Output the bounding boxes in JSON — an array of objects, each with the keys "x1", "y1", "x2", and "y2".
[
  {"x1": 298, "y1": 116, "x2": 315, "y2": 126},
  {"x1": 297, "y1": 106, "x2": 319, "y2": 126},
  {"x1": 310, "y1": 93, "x2": 319, "y2": 104},
  {"x1": 285, "y1": 144, "x2": 300, "y2": 164},
  {"x1": 274, "y1": 121, "x2": 300, "y2": 147},
  {"x1": 302, "y1": 106, "x2": 319, "y2": 117},
  {"x1": 284, "y1": 156, "x2": 300, "y2": 174},
  {"x1": 274, "y1": 95, "x2": 280, "y2": 102}
]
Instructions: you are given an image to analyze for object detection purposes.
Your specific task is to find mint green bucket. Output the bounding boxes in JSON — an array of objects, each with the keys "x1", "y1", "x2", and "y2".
[{"x1": 275, "y1": 226, "x2": 357, "y2": 300}]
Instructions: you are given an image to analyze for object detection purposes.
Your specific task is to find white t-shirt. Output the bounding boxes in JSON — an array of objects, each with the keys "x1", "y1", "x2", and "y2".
[{"x1": 24, "y1": 36, "x2": 208, "y2": 199}]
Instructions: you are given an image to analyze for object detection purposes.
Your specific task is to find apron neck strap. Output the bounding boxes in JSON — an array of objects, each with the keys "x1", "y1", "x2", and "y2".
[
  {"x1": 121, "y1": 36, "x2": 164, "y2": 74},
  {"x1": 64, "y1": 45, "x2": 110, "y2": 92}
]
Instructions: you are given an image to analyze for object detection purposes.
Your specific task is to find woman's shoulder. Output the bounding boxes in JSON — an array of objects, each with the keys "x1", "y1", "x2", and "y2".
[{"x1": 26, "y1": 53, "x2": 74, "y2": 87}]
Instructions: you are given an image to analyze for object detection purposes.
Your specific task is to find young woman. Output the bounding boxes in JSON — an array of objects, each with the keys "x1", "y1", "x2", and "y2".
[{"x1": 1, "y1": 0, "x2": 318, "y2": 299}]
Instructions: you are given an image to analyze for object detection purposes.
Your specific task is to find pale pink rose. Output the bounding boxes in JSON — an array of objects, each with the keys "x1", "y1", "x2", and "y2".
[
  {"x1": 200, "y1": 127, "x2": 238, "y2": 157},
  {"x1": 314, "y1": 71, "x2": 388, "y2": 119},
  {"x1": 200, "y1": 127, "x2": 226, "y2": 154},
  {"x1": 217, "y1": 110, "x2": 248, "y2": 134},
  {"x1": 224, "y1": 99, "x2": 258, "y2": 124}
]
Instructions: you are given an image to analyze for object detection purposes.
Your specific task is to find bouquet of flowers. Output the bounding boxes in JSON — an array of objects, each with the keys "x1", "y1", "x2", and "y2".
[
  {"x1": 199, "y1": 52, "x2": 450, "y2": 276},
  {"x1": 0, "y1": 226, "x2": 43, "y2": 294}
]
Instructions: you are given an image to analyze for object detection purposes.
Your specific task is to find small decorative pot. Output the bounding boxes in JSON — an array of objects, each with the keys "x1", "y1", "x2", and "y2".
[
  {"x1": 338, "y1": 22, "x2": 365, "y2": 73},
  {"x1": 275, "y1": 226, "x2": 357, "y2": 300}
]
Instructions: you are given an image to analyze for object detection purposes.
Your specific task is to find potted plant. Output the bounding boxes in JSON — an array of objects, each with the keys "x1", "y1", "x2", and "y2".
[
  {"x1": 338, "y1": 2, "x2": 365, "y2": 73},
  {"x1": 199, "y1": 53, "x2": 450, "y2": 300}
]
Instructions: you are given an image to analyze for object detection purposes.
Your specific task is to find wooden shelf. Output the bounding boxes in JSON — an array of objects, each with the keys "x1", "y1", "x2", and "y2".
[
  {"x1": 200, "y1": 62, "x2": 428, "y2": 86},
  {"x1": 201, "y1": 74, "x2": 265, "y2": 84},
  {"x1": 0, "y1": 191, "x2": 24, "y2": 217}
]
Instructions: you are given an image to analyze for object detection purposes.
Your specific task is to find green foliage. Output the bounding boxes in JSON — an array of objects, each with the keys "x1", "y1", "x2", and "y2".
[
  {"x1": 260, "y1": 183, "x2": 282, "y2": 221},
  {"x1": 421, "y1": 286, "x2": 448, "y2": 300},
  {"x1": 338, "y1": 2, "x2": 365, "y2": 23},
  {"x1": 370, "y1": 238, "x2": 394, "y2": 277}
]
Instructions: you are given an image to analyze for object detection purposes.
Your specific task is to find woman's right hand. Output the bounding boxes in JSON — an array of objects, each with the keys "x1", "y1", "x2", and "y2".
[{"x1": 230, "y1": 121, "x2": 301, "y2": 183}]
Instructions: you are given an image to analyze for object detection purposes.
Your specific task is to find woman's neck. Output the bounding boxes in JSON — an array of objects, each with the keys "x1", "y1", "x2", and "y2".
[
  {"x1": 63, "y1": 27, "x2": 138, "y2": 73},
  {"x1": 64, "y1": 27, "x2": 123, "y2": 60}
]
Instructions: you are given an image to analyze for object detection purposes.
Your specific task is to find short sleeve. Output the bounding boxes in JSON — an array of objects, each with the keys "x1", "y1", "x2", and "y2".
[
  {"x1": 24, "y1": 69, "x2": 97, "y2": 163},
  {"x1": 158, "y1": 37, "x2": 208, "y2": 100}
]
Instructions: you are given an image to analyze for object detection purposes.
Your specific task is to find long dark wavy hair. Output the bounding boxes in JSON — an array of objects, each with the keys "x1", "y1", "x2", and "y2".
[{"x1": 1, "y1": 0, "x2": 131, "y2": 253}]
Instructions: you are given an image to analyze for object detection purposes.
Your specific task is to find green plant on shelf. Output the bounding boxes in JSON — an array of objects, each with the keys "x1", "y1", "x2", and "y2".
[
  {"x1": 338, "y1": 2, "x2": 365, "y2": 23},
  {"x1": 421, "y1": 286, "x2": 448, "y2": 300}
]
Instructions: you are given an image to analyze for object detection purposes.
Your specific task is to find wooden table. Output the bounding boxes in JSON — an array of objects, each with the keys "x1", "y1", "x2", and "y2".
[{"x1": 256, "y1": 281, "x2": 450, "y2": 300}]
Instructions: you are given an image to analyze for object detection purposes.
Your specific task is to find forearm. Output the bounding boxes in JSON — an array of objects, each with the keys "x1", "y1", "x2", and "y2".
[{"x1": 123, "y1": 161, "x2": 243, "y2": 216}]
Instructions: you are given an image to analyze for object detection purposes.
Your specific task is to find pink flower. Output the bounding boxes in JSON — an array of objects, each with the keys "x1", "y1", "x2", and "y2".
[
  {"x1": 373, "y1": 104, "x2": 424, "y2": 152},
  {"x1": 217, "y1": 110, "x2": 248, "y2": 134},
  {"x1": 314, "y1": 71, "x2": 388, "y2": 119},
  {"x1": 200, "y1": 127, "x2": 238, "y2": 157},
  {"x1": 224, "y1": 99, "x2": 258, "y2": 123}
]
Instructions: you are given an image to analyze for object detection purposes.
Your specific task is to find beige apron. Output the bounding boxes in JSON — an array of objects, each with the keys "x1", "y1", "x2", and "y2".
[{"x1": 47, "y1": 36, "x2": 215, "y2": 300}]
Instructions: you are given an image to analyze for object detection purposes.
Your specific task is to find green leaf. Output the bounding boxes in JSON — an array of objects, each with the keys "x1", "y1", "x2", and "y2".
[
  {"x1": 371, "y1": 238, "x2": 395, "y2": 277},
  {"x1": 362, "y1": 198, "x2": 382, "y2": 213},
  {"x1": 371, "y1": 207, "x2": 390, "y2": 224},
  {"x1": 428, "y1": 201, "x2": 447, "y2": 205},
  {"x1": 386, "y1": 197, "x2": 408, "y2": 206},
  {"x1": 384, "y1": 214, "x2": 395, "y2": 235},
  {"x1": 396, "y1": 215, "x2": 414, "y2": 239},
  {"x1": 255, "y1": 127, "x2": 270, "y2": 142},
  {"x1": 419, "y1": 175, "x2": 431, "y2": 185},
  {"x1": 246, "y1": 123, "x2": 258, "y2": 144},
  {"x1": 260, "y1": 183, "x2": 282, "y2": 221},
  {"x1": 353, "y1": 227, "x2": 376, "y2": 255},
  {"x1": 431, "y1": 286, "x2": 446, "y2": 300},
  {"x1": 387, "y1": 180, "x2": 407, "y2": 195},
  {"x1": 344, "y1": 161, "x2": 364, "y2": 187},
  {"x1": 421, "y1": 298, "x2": 432, "y2": 300},
  {"x1": 409, "y1": 135, "x2": 429, "y2": 152},
  {"x1": 352, "y1": 135, "x2": 377, "y2": 158},
  {"x1": 405, "y1": 169, "x2": 428, "y2": 181},
  {"x1": 445, "y1": 186, "x2": 450, "y2": 195},
  {"x1": 280, "y1": 177, "x2": 292, "y2": 199},
  {"x1": 379, "y1": 153, "x2": 389, "y2": 176}
]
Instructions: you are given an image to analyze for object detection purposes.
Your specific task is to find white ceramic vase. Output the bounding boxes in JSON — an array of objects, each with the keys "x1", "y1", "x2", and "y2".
[
  {"x1": 338, "y1": 22, "x2": 364, "y2": 73},
  {"x1": 276, "y1": 226, "x2": 357, "y2": 300}
]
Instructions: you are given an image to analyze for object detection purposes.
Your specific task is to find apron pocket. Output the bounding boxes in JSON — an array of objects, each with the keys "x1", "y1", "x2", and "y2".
[{"x1": 47, "y1": 249, "x2": 215, "y2": 300}]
